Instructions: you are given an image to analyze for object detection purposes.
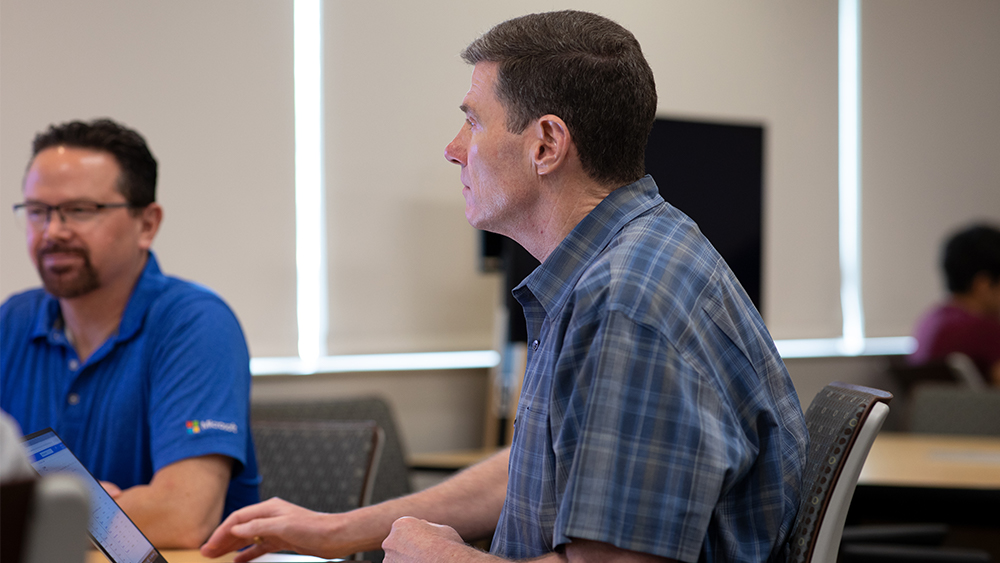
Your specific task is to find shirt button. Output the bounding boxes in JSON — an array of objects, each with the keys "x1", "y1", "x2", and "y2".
[
  {"x1": 531, "y1": 339, "x2": 540, "y2": 351},
  {"x1": 69, "y1": 359, "x2": 79, "y2": 370},
  {"x1": 67, "y1": 393, "x2": 81, "y2": 405}
]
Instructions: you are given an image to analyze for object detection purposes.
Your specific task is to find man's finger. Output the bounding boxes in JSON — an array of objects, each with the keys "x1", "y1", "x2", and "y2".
[{"x1": 231, "y1": 543, "x2": 273, "y2": 563}]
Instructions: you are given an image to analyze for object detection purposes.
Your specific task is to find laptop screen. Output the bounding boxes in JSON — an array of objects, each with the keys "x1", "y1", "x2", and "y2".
[{"x1": 22, "y1": 428, "x2": 165, "y2": 563}]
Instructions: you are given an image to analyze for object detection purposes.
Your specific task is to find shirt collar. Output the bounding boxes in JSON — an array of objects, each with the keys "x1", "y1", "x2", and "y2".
[
  {"x1": 30, "y1": 251, "x2": 167, "y2": 344},
  {"x1": 515, "y1": 175, "x2": 663, "y2": 319},
  {"x1": 117, "y1": 251, "x2": 167, "y2": 341}
]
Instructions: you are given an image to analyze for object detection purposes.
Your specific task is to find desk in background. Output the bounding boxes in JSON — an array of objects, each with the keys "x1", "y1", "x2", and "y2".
[
  {"x1": 849, "y1": 432, "x2": 1000, "y2": 557},
  {"x1": 858, "y1": 432, "x2": 1000, "y2": 490}
]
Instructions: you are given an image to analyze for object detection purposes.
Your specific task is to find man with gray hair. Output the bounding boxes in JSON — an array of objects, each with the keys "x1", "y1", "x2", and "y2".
[{"x1": 204, "y1": 10, "x2": 807, "y2": 563}]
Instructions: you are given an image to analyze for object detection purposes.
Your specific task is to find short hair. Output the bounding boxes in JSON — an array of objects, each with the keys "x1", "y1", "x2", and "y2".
[
  {"x1": 941, "y1": 224, "x2": 1000, "y2": 294},
  {"x1": 462, "y1": 10, "x2": 657, "y2": 187},
  {"x1": 30, "y1": 118, "x2": 157, "y2": 208}
]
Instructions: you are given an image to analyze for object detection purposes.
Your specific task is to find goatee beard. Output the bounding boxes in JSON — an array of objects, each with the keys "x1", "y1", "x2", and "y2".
[{"x1": 36, "y1": 244, "x2": 100, "y2": 299}]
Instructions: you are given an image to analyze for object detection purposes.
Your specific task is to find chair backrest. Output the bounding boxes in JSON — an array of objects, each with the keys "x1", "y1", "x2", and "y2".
[
  {"x1": 943, "y1": 353, "x2": 986, "y2": 390},
  {"x1": 252, "y1": 420, "x2": 384, "y2": 512},
  {"x1": 789, "y1": 382, "x2": 893, "y2": 563},
  {"x1": 1, "y1": 474, "x2": 90, "y2": 563},
  {"x1": 887, "y1": 353, "x2": 985, "y2": 394},
  {"x1": 909, "y1": 384, "x2": 1000, "y2": 436},
  {"x1": 251, "y1": 396, "x2": 412, "y2": 503}
]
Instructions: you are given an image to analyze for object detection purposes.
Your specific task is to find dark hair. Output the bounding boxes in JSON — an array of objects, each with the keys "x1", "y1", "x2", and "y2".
[
  {"x1": 31, "y1": 118, "x2": 157, "y2": 208},
  {"x1": 461, "y1": 10, "x2": 657, "y2": 186},
  {"x1": 942, "y1": 224, "x2": 1000, "y2": 293}
]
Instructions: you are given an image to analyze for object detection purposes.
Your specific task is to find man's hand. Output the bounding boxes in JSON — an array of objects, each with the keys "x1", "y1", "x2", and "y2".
[
  {"x1": 382, "y1": 517, "x2": 480, "y2": 563},
  {"x1": 99, "y1": 480, "x2": 122, "y2": 498},
  {"x1": 201, "y1": 497, "x2": 346, "y2": 562},
  {"x1": 203, "y1": 448, "x2": 512, "y2": 562}
]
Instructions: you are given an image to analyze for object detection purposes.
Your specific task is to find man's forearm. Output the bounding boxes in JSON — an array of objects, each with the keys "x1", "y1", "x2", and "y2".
[
  {"x1": 335, "y1": 447, "x2": 511, "y2": 552},
  {"x1": 116, "y1": 455, "x2": 231, "y2": 548}
]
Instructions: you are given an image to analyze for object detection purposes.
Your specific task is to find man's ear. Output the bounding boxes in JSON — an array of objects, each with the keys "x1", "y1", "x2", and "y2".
[
  {"x1": 137, "y1": 203, "x2": 163, "y2": 251},
  {"x1": 530, "y1": 115, "x2": 571, "y2": 176}
]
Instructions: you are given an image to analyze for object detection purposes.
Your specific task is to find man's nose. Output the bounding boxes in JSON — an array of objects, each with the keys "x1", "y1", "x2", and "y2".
[
  {"x1": 42, "y1": 208, "x2": 71, "y2": 238},
  {"x1": 444, "y1": 129, "x2": 467, "y2": 166}
]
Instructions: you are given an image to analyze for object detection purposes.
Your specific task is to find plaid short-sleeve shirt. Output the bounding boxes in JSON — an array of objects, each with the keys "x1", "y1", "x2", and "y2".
[{"x1": 491, "y1": 176, "x2": 808, "y2": 563}]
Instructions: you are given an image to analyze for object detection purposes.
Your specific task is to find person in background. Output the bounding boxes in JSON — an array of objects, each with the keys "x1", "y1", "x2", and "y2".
[
  {"x1": 203, "y1": 10, "x2": 807, "y2": 563},
  {"x1": 909, "y1": 223, "x2": 1000, "y2": 385},
  {"x1": 0, "y1": 118, "x2": 259, "y2": 548}
]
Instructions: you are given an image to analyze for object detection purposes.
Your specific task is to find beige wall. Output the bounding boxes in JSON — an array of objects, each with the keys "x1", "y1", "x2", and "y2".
[
  {"x1": 250, "y1": 368, "x2": 490, "y2": 455},
  {"x1": 861, "y1": 0, "x2": 1000, "y2": 337},
  {"x1": 0, "y1": 0, "x2": 298, "y2": 357},
  {"x1": 2, "y1": 1, "x2": 844, "y2": 356},
  {"x1": 319, "y1": 1, "x2": 843, "y2": 349}
]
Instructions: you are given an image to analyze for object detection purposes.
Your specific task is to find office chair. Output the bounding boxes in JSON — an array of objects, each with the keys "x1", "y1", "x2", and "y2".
[
  {"x1": 788, "y1": 381, "x2": 892, "y2": 563},
  {"x1": 252, "y1": 419, "x2": 385, "y2": 562},
  {"x1": 252, "y1": 396, "x2": 413, "y2": 504},
  {"x1": 252, "y1": 420, "x2": 384, "y2": 513},
  {"x1": 887, "y1": 352, "x2": 985, "y2": 395},
  {"x1": 908, "y1": 384, "x2": 1000, "y2": 436},
  {"x1": 0, "y1": 474, "x2": 90, "y2": 563}
]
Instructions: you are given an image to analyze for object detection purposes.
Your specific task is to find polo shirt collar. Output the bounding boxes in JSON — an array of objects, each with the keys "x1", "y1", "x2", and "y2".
[
  {"x1": 29, "y1": 251, "x2": 167, "y2": 346},
  {"x1": 516, "y1": 175, "x2": 663, "y2": 319},
  {"x1": 117, "y1": 251, "x2": 167, "y2": 342}
]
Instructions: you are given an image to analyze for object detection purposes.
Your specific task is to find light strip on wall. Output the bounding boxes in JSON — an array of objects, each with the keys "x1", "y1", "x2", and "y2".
[
  {"x1": 838, "y1": 0, "x2": 865, "y2": 355},
  {"x1": 293, "y1": 0, "x2": 327, "y2": 367},
  {"x1": 251, "y1": 350, "x2": 502, "y2": 376},
  {"x1": 774, "y1": 336, "x2": 915, "y2": 359}
]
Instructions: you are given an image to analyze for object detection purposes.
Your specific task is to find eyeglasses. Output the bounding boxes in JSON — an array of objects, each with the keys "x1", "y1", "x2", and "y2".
[{"x1": 12, "y1": 201, "x2": 134, "y2": 229}]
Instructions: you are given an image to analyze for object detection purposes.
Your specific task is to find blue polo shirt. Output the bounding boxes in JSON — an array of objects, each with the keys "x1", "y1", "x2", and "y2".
[{"x1": 1, "y1": 252, "x2": 259, "y2": 517}]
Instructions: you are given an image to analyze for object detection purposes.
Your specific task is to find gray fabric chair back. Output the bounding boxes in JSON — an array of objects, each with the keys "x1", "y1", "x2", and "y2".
[
  {"x1": 252, "y1": 420, "x2": 383, "y2": 512},
  {"x1": 251, "y1": 396, "x2": 412, "y2": 504},
  {"x1": 789, "y1": 382, "x2": 893, "y2": 563},
  {"x1": 909, "y1": 385, "x2": 1000, "y2": 436}
]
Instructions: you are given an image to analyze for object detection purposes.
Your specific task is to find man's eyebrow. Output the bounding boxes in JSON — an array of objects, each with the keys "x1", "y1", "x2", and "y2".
[{"x1": 460, "y1": 104, "x2": 474, "y2": 116}]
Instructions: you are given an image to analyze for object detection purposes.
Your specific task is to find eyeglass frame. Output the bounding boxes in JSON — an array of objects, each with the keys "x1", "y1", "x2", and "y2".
[{"x1": 12, "y1": 201, "x2": 138, "y2": 229}]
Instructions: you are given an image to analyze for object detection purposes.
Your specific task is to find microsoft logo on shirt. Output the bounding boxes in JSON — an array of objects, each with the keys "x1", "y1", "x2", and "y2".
[{"x1": 185, "y1": 419, "x2": 238, "y2": 434}]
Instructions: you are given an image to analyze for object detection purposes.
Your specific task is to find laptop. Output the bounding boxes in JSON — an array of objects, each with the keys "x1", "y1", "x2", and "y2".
[{"x1": 22, "y1": 428, "x2": 341, "y2": 563}]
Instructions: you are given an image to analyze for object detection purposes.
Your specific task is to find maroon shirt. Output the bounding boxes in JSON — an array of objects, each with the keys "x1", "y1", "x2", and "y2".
[{"x1": 910, "y1": 303, "x2": 1000, "y2": 381}]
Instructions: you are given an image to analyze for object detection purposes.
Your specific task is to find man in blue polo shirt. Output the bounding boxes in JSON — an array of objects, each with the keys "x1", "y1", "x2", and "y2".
[{"x1": 1, "y1": 118, "x2": 259, "y2": 548}]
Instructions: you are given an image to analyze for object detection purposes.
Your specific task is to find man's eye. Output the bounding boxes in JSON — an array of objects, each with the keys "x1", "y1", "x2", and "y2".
[{"x1": 25, "y1": 207, "x2": 47, "y2": 218}]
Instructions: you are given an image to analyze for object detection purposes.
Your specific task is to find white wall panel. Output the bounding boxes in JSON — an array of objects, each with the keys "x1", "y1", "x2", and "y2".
[
  {"x1": 861, "y1": 0, "x2": 1000, "y2": 338},
  {"x1": 321, "y1": 0, "x2": 842, "y2": 353}
]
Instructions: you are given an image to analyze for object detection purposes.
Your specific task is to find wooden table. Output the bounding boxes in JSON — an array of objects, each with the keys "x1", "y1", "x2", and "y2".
[
  {"x1": 850, "y1": 432, "x2": 1000, "y2": 527},
  {"x1": 858, "y1": 432, "x2": 1000, "y2": 489},
  {"x1": 88, "y1": 550, "x2": 345, "y2": 563},
  {"x1": 88, "y1": 550, "x2": 228, "y2": 563}
]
